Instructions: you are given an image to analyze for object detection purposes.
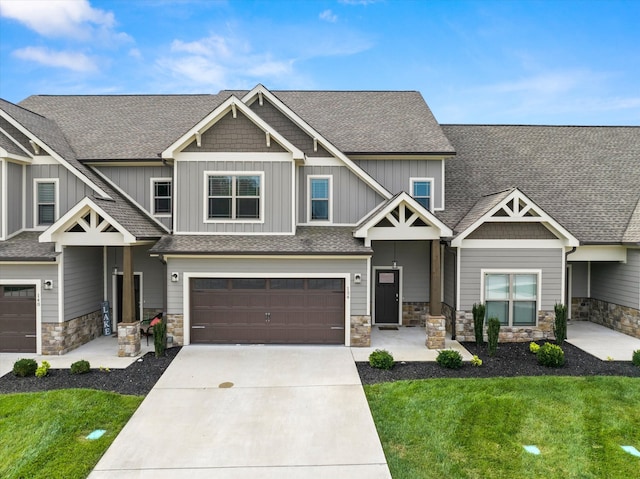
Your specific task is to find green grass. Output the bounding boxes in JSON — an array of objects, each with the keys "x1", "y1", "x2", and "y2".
[
  {"x1": 0, "y1": 389, "x2": 143, "y2": 479},
  {"x1": 365, "y1": 376, "x2": 640, "y2": 479}
]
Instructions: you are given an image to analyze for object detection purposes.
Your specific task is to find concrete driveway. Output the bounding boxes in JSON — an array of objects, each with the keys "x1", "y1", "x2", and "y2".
[{"x1": 89, "y1": 346, "x2": 391, "y2": 478}]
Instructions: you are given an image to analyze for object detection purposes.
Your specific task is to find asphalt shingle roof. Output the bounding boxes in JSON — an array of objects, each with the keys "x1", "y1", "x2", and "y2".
[
  {"x1": 0, "y1": 232, "x2": 58, "y2": 261},
  {"x1": 439, "y1": 125, "x2": 640, "y2": 244}
]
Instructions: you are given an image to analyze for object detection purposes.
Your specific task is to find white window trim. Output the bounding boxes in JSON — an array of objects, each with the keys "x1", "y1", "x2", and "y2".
[
  {"x1": 410, "y1": 177, "x2": 434, "y2": 212},
  {"x1": 203, "y1": 171, "x2": 265, "y2": 224},
  {"x1": 480, "y1": 269, "x2": 542, "y2": 327},
  {"x1": 307, "y1": 175, "x2": 333, "y2": 223},
  {"x1": 33, "y1": 178, "x2": 59, "y2": 229},
  {"x1": 150, "y1": 177, "x2": 172, "y2": 217}
]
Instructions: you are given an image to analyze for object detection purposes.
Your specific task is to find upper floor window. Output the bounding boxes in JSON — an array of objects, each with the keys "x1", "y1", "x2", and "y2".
[
  {"x1": 308, "y1": 175, "x2": 332, "y2": 222},
  {"x1": 410, "y1": 178, "x2": 434, "y2": 211},
  {"x1": 206, "y1": 173, "x2": 262, "y2": 221},
  {"x1": 151, "y1": 178, "x2": 172, "y2": 216},
  {"x1": 484, "y1": 272, "x2": 539, "y2": 326},
  {"x1": 35, "y1": 179, "x2": 58, "y2": 226}
]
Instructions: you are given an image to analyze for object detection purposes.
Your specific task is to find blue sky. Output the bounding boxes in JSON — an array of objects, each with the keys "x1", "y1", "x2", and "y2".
[{"x1": 1, "y1": 0, "x2": 639, "y2": 125}]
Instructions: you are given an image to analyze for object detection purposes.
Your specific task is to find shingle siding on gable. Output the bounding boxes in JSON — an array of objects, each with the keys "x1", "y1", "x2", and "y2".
[
  {"x1": 590, "y1": 249, "x2": 640, "y2": 309},
  {"x1": 250, "y1": 99, "x2": 331, "y2": 157},
  {"x1": 467, "y1": 222, "x2": 557, "y2": 240},
  {"x1": 6, "y1": 161, "x2": 23, "y2": 236},
  {"x1": 182, "y1": 111, "x2": 286, "y2": 153}
]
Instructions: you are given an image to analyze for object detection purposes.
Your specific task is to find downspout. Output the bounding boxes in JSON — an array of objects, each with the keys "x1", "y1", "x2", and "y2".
[{"x1": 565, "y1": 246, "x2": 577, "y2": 321}]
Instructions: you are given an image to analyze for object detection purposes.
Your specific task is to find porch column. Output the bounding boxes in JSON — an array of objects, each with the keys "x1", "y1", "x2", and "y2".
[
  {"x1": 118, "y1": 245, "x2": 140, "y2": 357},
  {"x1": 426, "y1": 239, "x2": 445, "y2": 349}
]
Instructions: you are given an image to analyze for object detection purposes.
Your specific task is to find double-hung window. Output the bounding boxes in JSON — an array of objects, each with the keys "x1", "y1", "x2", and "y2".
[
  {"x1": 308, "y1": 176, "x2": 331, "y2": 222},
  {"x1": 410, "y1": 178, "x2": 433, "y2": 211},
  {"x1": 206, "y1": 173, "x2": 262, "y2": 220},
  {"x1": 484, "y1": 272, "x2": 538, "y2": 326},
  {"x1": 35, "y1": 179, "x2": 58, "y2": 226},
  {"x1": 151, "y1": 178, "x2": 172, "y2": 216}
]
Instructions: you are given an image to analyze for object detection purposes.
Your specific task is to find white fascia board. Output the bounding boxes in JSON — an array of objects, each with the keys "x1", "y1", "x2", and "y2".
[
  {"x1": 569, "y1": 245, "x2": 627, "y2": 262},
  {"x1": 162, "y1": 96, "x2": 304, "y2": 160},
  {"x1": 0, "y1": 111, "x2": 110, "y2": 199},
  {"x1": 241, "y1": 85, "x2": 392, "y2": 200},
  {"x1": 457, "y1": 239, "x2": 567, "y2": 249},
  {"x1": 0, "y1": 148, "x2": 32, "y2": 163},
  {"x1": 38, "y1": 197, "x2": 136, "y2": 244}
]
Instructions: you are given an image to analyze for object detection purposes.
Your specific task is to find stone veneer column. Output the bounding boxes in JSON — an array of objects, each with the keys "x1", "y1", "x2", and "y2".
[
  {"x1": 118, "y1": 321, "x2": 141, "y2": 357},
  {"x1": 350, "y1": 315, "x2": 371, "y2": 347},
  {"x1": 426, "y1": 315, "x2": 446, "y2": 349}
]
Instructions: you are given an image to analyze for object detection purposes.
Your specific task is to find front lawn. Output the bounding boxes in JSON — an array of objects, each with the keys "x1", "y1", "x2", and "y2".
[
  {"x1": 0, "y1": 389, "x2": 143, "y2": 479},
  {"x1": 365, "y1": 376, "x2": 640, "y2": 479}
]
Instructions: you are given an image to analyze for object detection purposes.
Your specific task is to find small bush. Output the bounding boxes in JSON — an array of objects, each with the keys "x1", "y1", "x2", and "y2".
[
  {"x1": 369, "y1": 349, "x2": 394, "y2": 370},
  {"x1": 554, "y1": 303, "x2": 568, "y2": 344},
  {"x1": 436, "y1": 349, "x2": 463, "y2": 369},
  {"x1": 487, "y1": 317, "x2": 501, "y2": 357},
  {"x1": 35, "y1": 360, "x2": 51, "y2": 378},
  {"x1": 153, "y1": 318, "x2": 167, "y2": 358},
  {"x1": 537, "y1": 342, "x2": 565, "y2": 367},
  {"x1": 632, "y1": 349, "x2": 640, "y2": 367},
  {"x1": 529, "y1": 342, "x2": 540, "y2": 354},
  {"x1": 13, "y1": 358, "x2": 38, "y2": 377},
  {"x1": 472, "y1": 303, "x2": 486, "y2": 346},
  {"x1": 471, "y1": 355, "x2": 483, "y2": 367},
  {"x1": 70, "y1": 360, "x2": 91, "y2": 374}
]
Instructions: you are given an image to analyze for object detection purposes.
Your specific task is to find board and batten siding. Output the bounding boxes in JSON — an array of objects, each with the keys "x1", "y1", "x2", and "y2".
[
  {"x1": 0, "y1": 263, "x2": 58, "y2": 322},
  {"x1": 63, "y1": 247, "x2": 103, "y2": 321},
  {"x1": 165, "y1": 256, "x2": 369, "y2": 316},
  {"x1": 7, "y1": 161, "x2": 23, "y2": 236},
  {"x1": 96, "y1": 165, "x2": 173, "y2": 229},
  {"x1": 459, "y1": 248, "x2": 564, "y2": 311},
  {"x1": 26, "y1": 164, "x2": 94, "y2": 228},
  {"x1": 371, "y1": 240, "x2": 430, "y2": 302},
  {"x1": 590, "y1": 249, "x2": 640, "y2": 309},
  {"x1": 569, "y1": 261, "x2": 589, "y2": 297},
  {"x1": 353, "y1": 159, "x2": 444, "y2": 210},
  {"x1": 176, "y1": 160, "x2": 293, "y2": 233},
  {"x1": 297, "y1": 165, "x2": 384, "y2": 224}
]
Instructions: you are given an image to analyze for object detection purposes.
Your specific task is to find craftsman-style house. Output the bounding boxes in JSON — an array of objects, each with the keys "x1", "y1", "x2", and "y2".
[{"x1": 1, "y1": 85, "x2": 638, "y2": 355}]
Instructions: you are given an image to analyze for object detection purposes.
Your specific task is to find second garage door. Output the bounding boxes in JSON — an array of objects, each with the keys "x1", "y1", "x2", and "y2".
[
  {"x1": 190, "y1": 278, "x2": 345, "y2": 345},
  {"x1": 0, "y1": 285, "x2": 37, "y2": 353}
]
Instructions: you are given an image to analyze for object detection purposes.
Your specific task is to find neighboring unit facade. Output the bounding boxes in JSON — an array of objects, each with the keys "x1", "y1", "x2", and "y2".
[{"x1": 1, "y1": 85, "x2": 639, "y2": 355}]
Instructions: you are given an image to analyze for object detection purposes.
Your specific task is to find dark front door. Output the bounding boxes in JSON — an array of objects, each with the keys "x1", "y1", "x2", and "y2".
[
  {"x1": 116, "y1": 274, "x2": 140, "y2": 323},
  {"x1": 375, "y1": 269, "x2": 400, "y2": 323}
]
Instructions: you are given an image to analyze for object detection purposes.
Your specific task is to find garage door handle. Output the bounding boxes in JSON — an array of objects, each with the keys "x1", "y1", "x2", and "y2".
[
  {"x1": 330, "y1": 327, "x2": 344, "y2": 330},
  {"x1": 191, "y1": 326, "x2": 205, "y2": 329}
]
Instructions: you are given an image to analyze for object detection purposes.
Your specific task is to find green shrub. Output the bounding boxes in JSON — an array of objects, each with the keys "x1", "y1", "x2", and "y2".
[
  {"x1": 70, "y1": 360, "x2": 91, "y2": 374},
  {"x1": 35, "y1": 360, "x2": 51, "y2": 378},
  {"x1": 554, "y1": 303, "x2": 568, "y2": 344},
  {"x1": 537, "y1": 342, "x2": 565, "y2": 367},
  {"x1": 529, "y1": 342, "x2": 540, "y2": 354},
  {"x1": 487, "y1": 317, "x2": 501, "y2": 357},
  {"x1": 472, "y1": 303, "x2": 486, "y2": 346},
  {"x1": 153, "y1": 318, "x2": 167, "y2": 358},
  {"x1": 436, "y1": 349, "x2": 463, "y2": 369},
  {"x1": 632, "y1": 349, "x2": 640, "y2": 367},
  {"x1": 13, "y1": 358, "x2": 38, "y2": 377},
  {"x1": 471, "y1": 355, "x2": 483, "y2": 367},
  {"x1": 369, "y1": 349, "x2": 394, "y2": 370}
]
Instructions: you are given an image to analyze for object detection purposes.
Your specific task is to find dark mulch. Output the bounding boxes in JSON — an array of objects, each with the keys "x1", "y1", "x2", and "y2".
[
  {"x1": 358, "y1": 342, "x2": 640, "y2": 384},
  {"x1": 0, "y1": 347, "x2": 181, "y2": 396}
]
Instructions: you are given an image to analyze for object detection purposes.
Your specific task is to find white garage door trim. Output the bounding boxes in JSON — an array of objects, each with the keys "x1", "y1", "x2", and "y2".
[
  {"x1": 0, "y1": 279, "x2": 42, "y2": 354},
  {"x1": 183, "y1": 272, "x2": 351, "y2": 346}
]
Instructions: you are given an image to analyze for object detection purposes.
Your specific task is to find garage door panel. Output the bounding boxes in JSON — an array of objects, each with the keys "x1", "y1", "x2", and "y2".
[{"x1": 0, "y1": 286, "x2": 37, "y2": 353}]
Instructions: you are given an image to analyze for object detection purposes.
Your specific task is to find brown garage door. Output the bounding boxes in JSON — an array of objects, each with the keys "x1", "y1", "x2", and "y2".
[
  {"x1": 0, "y1": 286, "x2": 37, "y2": 353},
  {"x1": 190, "y1": 278, "x2": 345, "y2": 344}
]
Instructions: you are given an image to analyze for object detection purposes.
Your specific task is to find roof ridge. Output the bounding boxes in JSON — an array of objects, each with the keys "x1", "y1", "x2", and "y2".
[{"x1": 443, "y1": 123, "x2": 640, "y2": 128}]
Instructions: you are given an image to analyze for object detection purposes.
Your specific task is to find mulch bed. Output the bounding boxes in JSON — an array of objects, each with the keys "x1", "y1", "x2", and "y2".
[
  {"x1": 0, "y1": 347, "x2": 181, "y2": 396},
  {"x1": 357, "y1": 342, "x2": 640, "y2": 384}
]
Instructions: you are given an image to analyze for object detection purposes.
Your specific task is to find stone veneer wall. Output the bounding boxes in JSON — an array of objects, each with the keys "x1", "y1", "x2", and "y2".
[
  {"x1": 587, "y1": 298, "x2": 640, "y2": 340},
  {"x1": 166, "y1": 313, "x2": 184, "y2": 346},
  {"x1": 426, "y1": 315, "x2": 446, "y2": 349},
  {"x1": 455, "y1": 310, "x2": 555, "y2": 342},
  {"x1": 41, "y1": 310, "x2": 102, "y2": 355},
  {"x1": 117, "y1": 321, "x2": 140, "y2": 357},
  {"x1": 402, "y1": 302, "x2": 429, "y2": 326},
  {"x1": 572, "y1": 297, "x2": 590, "y2": 321},
  {"x1": 350, "y1": 315, "x2": 371, "y2": 347}
]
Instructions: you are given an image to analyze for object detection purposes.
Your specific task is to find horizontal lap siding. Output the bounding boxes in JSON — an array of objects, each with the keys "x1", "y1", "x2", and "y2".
[
  {"x1": 0, "y1": 264, "x2": 58, "y2": 322},
  {"x1": 459, "y1": 248, "x2": 563, "y2": 311},
  {"x1": 166, "y1": 257, "x2": 369, "y2": 315},
  {"x1": 63, "y1": 247, "x2": 103, "y2": 320},
  {"x1": 7, "y1": 162, "x2": 23, "y2": 236},
  {"x1": 570, "y1": 261, "x2": 589, "y2": 297},
  {"x1": 591, "y1": 249, "x2": 640, "y2": 309},
  {"x1": 371, "y1": 240, "x2": 429, "y2": 302}
]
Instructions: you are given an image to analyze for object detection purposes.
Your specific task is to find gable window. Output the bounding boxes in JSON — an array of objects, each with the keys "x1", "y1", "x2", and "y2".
[
  {"x1": 151, "y1": 178, "x2": 172, "y2": 216},
  {"x1": 34, "y1": 179, "x2": 58, "y2": 226},
  {"x1": 206, "y1": 173, "x2": 262, "y2": 220},
  {"x1": 484, "y1": 272, "x2": 538, "y2": 326},
  {"x1": 308, "y1": 175, "x2": 332, "y2": 222},
  {"x1": 410, "y1": 178, "x2": 433, "y2": 211}
]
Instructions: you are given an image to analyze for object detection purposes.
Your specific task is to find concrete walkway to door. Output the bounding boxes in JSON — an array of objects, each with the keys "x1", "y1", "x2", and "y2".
[
  {"x1": 566, "y1": 321, "x2": 640, "y2": 361},
  {"x1": 89, "y1": 346, "x2": 391, "y2": 479}
]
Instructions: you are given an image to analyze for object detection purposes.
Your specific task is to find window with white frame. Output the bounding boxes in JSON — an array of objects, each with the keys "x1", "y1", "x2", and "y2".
[
  {"x1": 35, "y1": 179, "x2": 57, "y2": 226},
  {"x1": 308, "y1": 176, "x2": 331, "y2": 222},
  {"x1": 206, "y1": 173, "x2": 262, "y2": 220},
  {"x1": 151, "y1": 178, "x2": 172, "y2": 216},
  {"x1": 410, "y1": 178, "x2": 433, "y2": 210},
  {"x1": 484, "y1": 272, "x2": 538, "y2": 326}
]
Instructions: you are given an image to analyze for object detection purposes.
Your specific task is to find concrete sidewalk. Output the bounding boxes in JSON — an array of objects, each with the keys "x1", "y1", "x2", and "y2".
[
  {"x1": 566, "y1": 321, "x2": 640, "y2": 360},
  {"x1": 89, "y1": 346, "x2": 391, "y2": 479}
]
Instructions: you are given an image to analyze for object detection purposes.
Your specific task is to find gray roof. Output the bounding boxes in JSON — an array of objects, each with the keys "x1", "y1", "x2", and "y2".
[
  {"x1": 18, "y1": 90, "x2": 454, "y2": 159},
  {"x1": 452, "y1": 188, "x2": 515, "y2": 235},
  {"x1": 149, "y1": 227, "x2": 372, "y2": 255},
  {"x1": 0, "y1": 130, "x2": 25, "y2": 156},
  {"x1": 439, "y1": 125, "x2": 640, "y2": 244},
  {"x1": 0, "y1": 232, "x2": 58, "y2": 261}
]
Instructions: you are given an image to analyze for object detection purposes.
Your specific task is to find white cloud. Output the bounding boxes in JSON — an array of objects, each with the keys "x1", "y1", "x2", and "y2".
[
  {"x1": 171, "y1": 35, "x2": 232, "y2": 58},
  {"x1": 319, "y1": 9, "x2": 338, "y2": 23},
  {"x1": 13, "y1": 46, "x2": 97, "y2": 72}
]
